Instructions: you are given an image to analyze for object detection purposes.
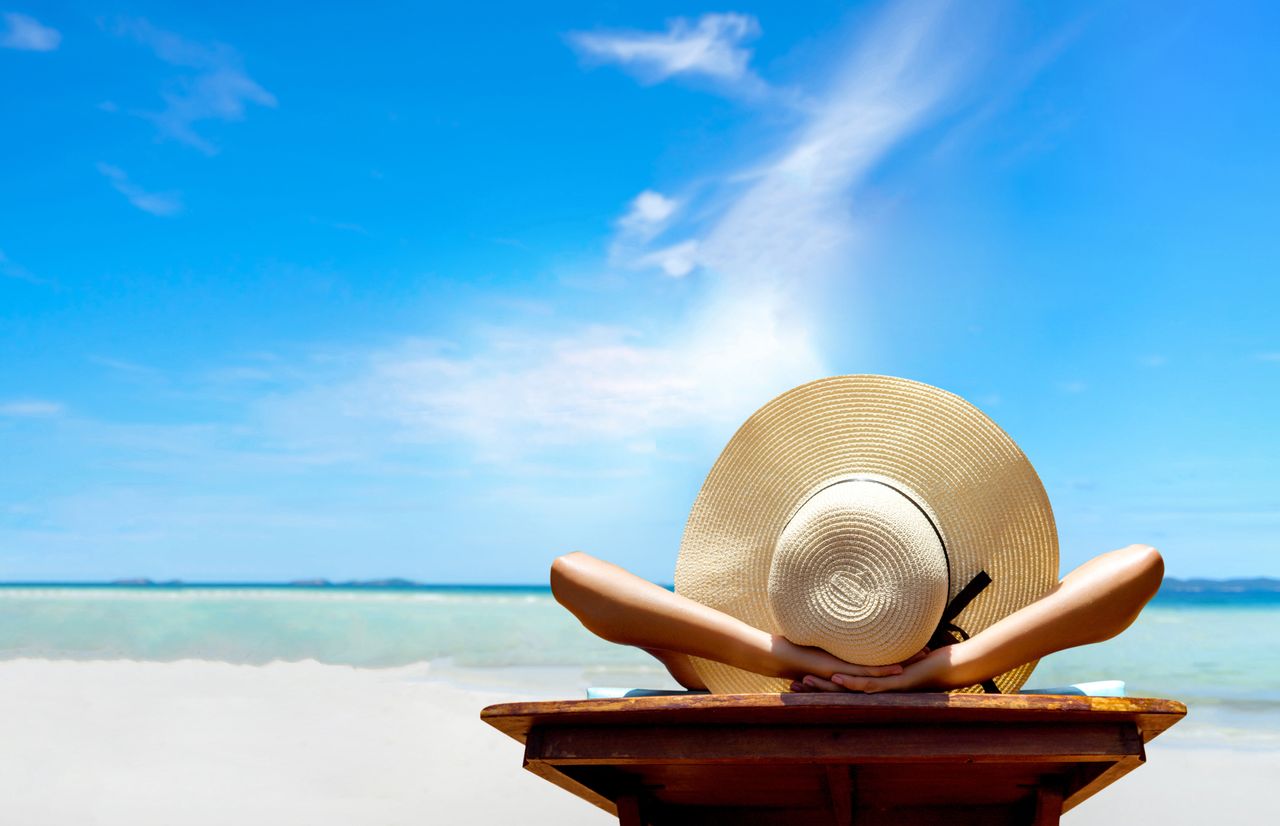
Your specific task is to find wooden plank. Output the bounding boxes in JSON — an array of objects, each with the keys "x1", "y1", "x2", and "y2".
[
  {"x1": 521, "y1": 729, "x2": 617, "y2": 816},
  {"x1": 825, "y1": 765, "x2": 855, "y2": 825},
  {"x1": 642, "y1": 805, "x2": 837, "y2": 826},
  {"x1": 852, "y1": 763, "x2": 1060, "y2": 807},
  {"x1": 525, "y1": 722, "x2": 1141, "y2": 766},
  {"x1": 618, "y1": 763, "x2": 826, "y2": 807},
  {"x1": 646, "y1": 804, "x2": 1026, "y2": 826},
  {"x1": 481, "y1": 693, "x2": 1186, "y2": 747},
  {"x1": 854, "y1": 806, "x2": 1024, "y2": 826},
  {"x1": 1062, "y1": 749, "x2": 1146, "y2": 813}
]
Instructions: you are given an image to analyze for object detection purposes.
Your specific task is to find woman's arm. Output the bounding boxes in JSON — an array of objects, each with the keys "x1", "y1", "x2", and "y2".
[
  {"x1": 796, "y1": 544, "x2": 1165, "y2": 693},
  {"x1": 550, "y1": 551, "x2": 905, "y2": 685}
]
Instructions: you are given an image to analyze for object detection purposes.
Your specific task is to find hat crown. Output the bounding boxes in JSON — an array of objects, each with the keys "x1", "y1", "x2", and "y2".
[{"x1": 766, "y1": 479, "x2": 949, "y2": 666}]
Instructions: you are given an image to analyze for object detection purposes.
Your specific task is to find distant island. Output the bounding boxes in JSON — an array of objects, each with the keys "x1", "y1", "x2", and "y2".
[
  {"x1": 0, "y1": 577, "x2": 1274, "y2": 598},
  {"x1": 1157, "y1": 577, "x2": 1280, "y2": 594},
  {"x1": 85, "y1": 578, "x2": 539, "y2": 589}
]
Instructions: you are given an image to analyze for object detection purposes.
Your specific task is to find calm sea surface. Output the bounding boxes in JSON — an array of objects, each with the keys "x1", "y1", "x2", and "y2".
[{"x1": 3, "y1": 585, "x2": 1277, "y2": 742}]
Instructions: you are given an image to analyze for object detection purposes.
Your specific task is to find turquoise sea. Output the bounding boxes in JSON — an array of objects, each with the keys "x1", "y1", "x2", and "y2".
[{"x1": 3, "y1": 584, "x2": 1277, "y2": 745}]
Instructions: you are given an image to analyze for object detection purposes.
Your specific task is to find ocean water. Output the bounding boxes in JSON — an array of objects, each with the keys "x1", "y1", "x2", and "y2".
[{"x1": 3, "y1": 585, "x2": 1277, "y2": 743}]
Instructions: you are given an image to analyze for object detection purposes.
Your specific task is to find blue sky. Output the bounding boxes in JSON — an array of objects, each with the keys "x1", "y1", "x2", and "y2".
[{"x1": 1, "y1": 0, "x2": 1277, "y2": 583}]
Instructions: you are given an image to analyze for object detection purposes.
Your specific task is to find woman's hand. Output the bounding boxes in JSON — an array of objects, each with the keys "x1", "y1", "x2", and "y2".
[
  {"x1": 789, "y1": 646, "x2": 963, "y2": 693},
  {"x1": 790, "y1": 544, "x2": 1168, "y2": 694}
]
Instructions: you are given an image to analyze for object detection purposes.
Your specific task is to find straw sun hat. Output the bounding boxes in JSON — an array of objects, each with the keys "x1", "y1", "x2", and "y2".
[{"x1": 674, "y1": 375, "x2": 1059, "y2": 695}]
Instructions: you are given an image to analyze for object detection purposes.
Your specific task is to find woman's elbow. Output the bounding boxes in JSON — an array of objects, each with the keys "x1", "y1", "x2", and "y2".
[
  {"x1": 549, "y1": 551, "x2": 584, "y2": 603},
  {"x1": 550, "y1": 551, "x2": 603, "y2": 612},
  {"x1": 1124, "y1": 543, "x2": 1165, "y2": 603}
]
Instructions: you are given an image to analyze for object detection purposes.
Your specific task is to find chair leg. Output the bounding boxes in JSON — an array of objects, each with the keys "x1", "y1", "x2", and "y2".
[
  {"x1": 825, "y1": 765, "x2": 856, "y2": 825},
  {"x1": 616, "y1": 793, "x2": 643, "y2": 826},
  {"x1": 1032, "y1": 779, "x2": 1064, "y2": 825}
]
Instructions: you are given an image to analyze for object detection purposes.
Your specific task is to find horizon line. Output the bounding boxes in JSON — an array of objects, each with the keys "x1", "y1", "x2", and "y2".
[{"x1": 1, "y1": 575, "x2": 1278, "y2": 590}]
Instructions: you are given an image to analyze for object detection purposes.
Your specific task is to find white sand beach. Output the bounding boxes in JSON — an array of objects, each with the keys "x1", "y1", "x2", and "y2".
[{"x1": 2, "y1": 659, "x2": 1275, "y2": 825}]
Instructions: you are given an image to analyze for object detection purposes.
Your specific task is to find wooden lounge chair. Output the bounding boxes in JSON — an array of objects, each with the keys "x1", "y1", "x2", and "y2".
[{"x1": 481, "y1": 692, "x2": 1185, "y2": 825}]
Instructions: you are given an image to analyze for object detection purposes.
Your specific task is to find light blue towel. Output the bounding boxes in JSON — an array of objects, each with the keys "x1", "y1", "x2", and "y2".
[
  {"x1": 586, "y1": 680, "x2": 1125, "y2": 700},
  {"x1": 1018, "y1": 680, "x2": 1125, "y2": 697}
]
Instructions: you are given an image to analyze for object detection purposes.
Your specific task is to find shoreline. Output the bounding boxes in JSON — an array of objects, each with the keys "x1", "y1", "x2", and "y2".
[
  {"x1": 2, "y1": 658, "x2": 1278, "y2": 824},
  {"x1": 4, "y1": 653, "x2": 1278, "y2": 748}
]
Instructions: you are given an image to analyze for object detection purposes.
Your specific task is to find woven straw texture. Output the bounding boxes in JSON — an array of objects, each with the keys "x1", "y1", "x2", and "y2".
[
  {"x1": 768, "y1": 479, "x2": 950, "y2": 667},
  {"x1": 674, "y1": 375, "x2": 1059, "y2": 695}
]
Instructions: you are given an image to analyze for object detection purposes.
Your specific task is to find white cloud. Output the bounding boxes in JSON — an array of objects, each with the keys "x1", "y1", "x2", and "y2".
[
  {"x1": 693, "y1": 0, "x2": 972, "y2": 291},
  {"x1": 571, "y1": 13, "x2": 762, "y2": 88},
  {"x1": 114, "y1": 19, "x2": 276, "y2": 154},
  {"x1": 97, "y1": 163, "x2": 183, "y2": 216},
  {"x1": 253, "y1": 0, "x2": 991, "y2": 463},
  {"x1": 611, "y1": 190, "x2": 697, "y2": 276},
  {"x1": 640, "y1": 240, "x2": 699, "y2": 278},
  {"x1": 610, "y1": 0, "x2": 973, "y2": 291},
  {"x1": 618, "y1": 190, "x2": 679, "y2": 238},
  {"x1": 1256, "y1": 352, "x2": 1280, "y2": 363},
  {"x1": 0, "y1": 12, "x2": 60, "y2": 51},
  {"x1": 262, "y1": 312, "x2": 824, "y2": 462},
  {"x1": 0, "y1": 399, "x2": 65, "y2": 418}
]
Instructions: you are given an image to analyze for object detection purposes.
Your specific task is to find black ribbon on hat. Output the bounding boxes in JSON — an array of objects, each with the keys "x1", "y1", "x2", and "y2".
[{"x1": 926, "y1": 570, "x2": 1000, "y2": 694}]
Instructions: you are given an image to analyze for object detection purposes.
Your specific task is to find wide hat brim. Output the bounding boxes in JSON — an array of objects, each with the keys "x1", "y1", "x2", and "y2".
[{"x1": 674, "y1": 375, "x2": 1059, "y2": 694}]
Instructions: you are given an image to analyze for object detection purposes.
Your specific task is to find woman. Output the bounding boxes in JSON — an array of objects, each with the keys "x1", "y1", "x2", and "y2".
[
  {"x1": 548, "y1": 376, "x2": 1165, "y2": 695},
  {"x1": 550, "y1": 543, "x2": 1163, "y2": 693}
]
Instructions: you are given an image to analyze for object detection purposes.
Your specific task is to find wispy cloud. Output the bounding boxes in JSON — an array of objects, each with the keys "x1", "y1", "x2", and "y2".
[
  {"x1": 0, "y1": 399, "x2": 65, "y2": 418},
  {"x1": 97, "y1": 163, "x2": 183, "y2": 216},
  {"x1": 113, "y1": 19, "x2": 276, "y2": 154},
  {"x1": 611, "y1": 189, "x2": 695, "y2": 276},
  {"x1": 606, "y1": 1, "x2": 985, "y2": 286},
  {"x1": 602, "y1": 0, "x2": 977, "y2": 293},
  {"x1": 258, "y1": 317, "x2": 824, "y2": 462},
  {"x1": 247, "y1": 1, "x2": 985, "y2": 463},
  {"x1": 693, "y1": 2, "x2": 976, "y2": 288},
  {"x1": 1, "y1": 12, "x2": 60, "y2": 51},
  {"x1": 89, "y1": 355, "x2": 164, "y2": 380},
  {"x1": 570, "y1": 13, "x2": 764, "y2": 92},
  {"x1": 639, "y1": 240, "x2": 699, "y2": 278},
  {"x1": 1256, "y1": 352, "x2": 1280, "y2": 363}
]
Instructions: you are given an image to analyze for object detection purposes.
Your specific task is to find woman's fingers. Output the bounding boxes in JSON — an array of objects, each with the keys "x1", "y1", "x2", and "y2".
[
  {"x1": 793, "y1": 672, "x2": 897, "y2": 693},
  {"x1": 831, "y1": 672, "x2": 906, "y2": 693},
  {"x1": 800, "y1": 675, "x2": 843, "y2": 692},
  {"x1": 790, "y1": 660, "x2": 911, "y2": 693}
]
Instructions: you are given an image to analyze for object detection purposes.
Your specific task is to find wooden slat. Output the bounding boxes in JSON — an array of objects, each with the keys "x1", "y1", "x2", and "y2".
[
  {"x1": 852, "y1": 763, "x2": 1066, "y2": 808},
  {"x1": 825, "y1": 765, "x2": 855, "y2": 825},
  {"x1": 482, "y1": 693, "x2": 1186, "y2": 746},
  {"x1": 640, "y1": 805, "x2": 838, "y2": 826},
  {"x1": 641, "y1": 804, "x2": 1027, "y2": 826},
  {"x1": 521, "y1": 729, "x2": 616, "y2": 816},
  {"x1": 1061, "y1": 749, "x2": 1146, "y2": 813},
  {"x1": 525, "y1": 722, "x2": 1140, "y2": 766}
]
